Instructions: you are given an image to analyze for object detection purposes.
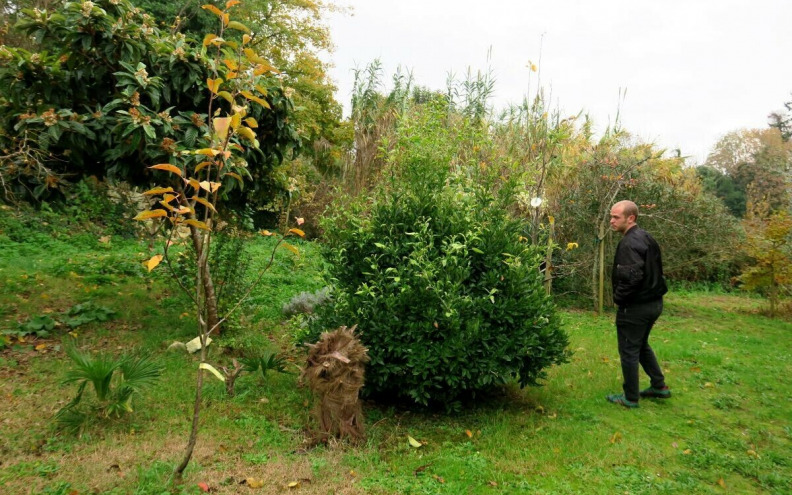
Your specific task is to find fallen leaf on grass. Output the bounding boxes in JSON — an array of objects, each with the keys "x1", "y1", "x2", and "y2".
[
  {"x1": 717, "y1": 478, "x2": 726, "y2": 489},
  {"x1": 35, "y1": 343, "x2": 47, "y2": 351},
  {"x1": 407, "y1": 435, "x2": 423, "y2": 448},
  {"x1": 746, "y1": 449, "x2": 759, "y2": 458},
  {"x1": 197, "y1": 482, "x2": 210, "y2": 492},
  {"x1": 690, "y1": 366, "x2": 701, "y2": 372},
  {"x1": 433, "y1": 474, "x2": 445, "y2": 483},
  {"x1": 610, "y1": 432, "x2": 622, "y2": 444},
  {"x1": 413, "y1": 464, "x2": 431, "y2": 475},
  {"x1": 244, "y1": 477, "x2": 264, "y2": 488},
  {"x1": 465, "y1": 429, "x2": 473, "y2": 438},
  {"x1": 683, "y1": 449, "x2": 692, "y2": 455},
  {"x1": 287, "y1": 481, "x2": 300, "y2": 489},
  {"x1": 488, "y1": 481, "x2": 498, "y2": 487}
]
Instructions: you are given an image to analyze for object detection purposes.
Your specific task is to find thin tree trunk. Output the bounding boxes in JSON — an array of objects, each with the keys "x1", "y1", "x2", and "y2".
[
  {"x1": 543, "y1": 217, "x2": 554, "y2": 295},
  {"x1": 190, "y1": 226, "x2": 220, "y2": 335},
  {"x1": 598, "y1": 222, "x2": 606, "y2": 315}
]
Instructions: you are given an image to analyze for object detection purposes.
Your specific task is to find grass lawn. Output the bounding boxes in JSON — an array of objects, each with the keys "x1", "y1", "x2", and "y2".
[{"x1": 1, "y1": 208, "x2": 790, "y2": 494}]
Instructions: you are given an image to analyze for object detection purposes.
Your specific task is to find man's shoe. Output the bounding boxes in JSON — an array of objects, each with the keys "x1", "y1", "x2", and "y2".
[
  {"x1": 606, "y1": 393, "x2": 639, "y2": 408},
  {"x1": 639, "y1": 386, "x2": 671, "y2": 399}
]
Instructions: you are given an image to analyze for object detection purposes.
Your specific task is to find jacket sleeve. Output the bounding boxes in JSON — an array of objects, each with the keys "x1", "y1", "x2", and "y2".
[{"x1": 613, "y1": 238, "x2": 646, "y2": 304}]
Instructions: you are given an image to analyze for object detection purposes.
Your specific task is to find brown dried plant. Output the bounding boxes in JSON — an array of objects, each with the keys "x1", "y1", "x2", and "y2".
[{"x1": 302, "y1": 325, "x2": 369, "y2": 444}]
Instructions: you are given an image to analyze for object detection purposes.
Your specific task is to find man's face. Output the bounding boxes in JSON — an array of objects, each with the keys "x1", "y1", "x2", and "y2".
[{"x1": 610, "y1": 205, "x2": 634, "y2": 233}]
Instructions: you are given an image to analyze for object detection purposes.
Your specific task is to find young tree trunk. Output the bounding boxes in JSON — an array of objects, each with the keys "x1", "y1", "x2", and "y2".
[{"x1": 190, "y1": 226, "x2": 221, "y2": 334}]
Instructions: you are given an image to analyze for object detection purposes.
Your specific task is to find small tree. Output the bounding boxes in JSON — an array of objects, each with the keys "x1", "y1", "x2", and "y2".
[
  {"x1": 739, "y1": 199, "x2": 792, "y2": 317},
  {"x1": 133, "y1": 1, "x2": 304, "y2": 481}
]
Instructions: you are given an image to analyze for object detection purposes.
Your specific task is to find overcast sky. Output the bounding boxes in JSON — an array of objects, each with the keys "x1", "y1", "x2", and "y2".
[{"x1": 325, "y1": 0, "x2": 792, "y2": 164}]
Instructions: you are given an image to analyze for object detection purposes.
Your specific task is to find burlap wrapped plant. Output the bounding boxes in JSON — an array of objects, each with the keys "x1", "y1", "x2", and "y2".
[{"x1": 302, "y1": 325, "x2": 369, "y2": 443}]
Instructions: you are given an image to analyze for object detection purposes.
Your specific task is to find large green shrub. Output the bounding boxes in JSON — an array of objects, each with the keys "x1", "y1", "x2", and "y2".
[{"x1": 314, "y1": 102, "x2": 570, "y2": 408}]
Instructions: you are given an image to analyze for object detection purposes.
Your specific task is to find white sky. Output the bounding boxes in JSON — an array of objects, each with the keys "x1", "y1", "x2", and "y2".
[{"x1": 325, "y1": 0, "x2": 792, "y2": 164}]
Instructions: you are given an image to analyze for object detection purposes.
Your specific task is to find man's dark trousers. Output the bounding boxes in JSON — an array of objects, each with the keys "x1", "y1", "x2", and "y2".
[{"x1": 616, "y1": 299, "x2": 666, "y2": 402}]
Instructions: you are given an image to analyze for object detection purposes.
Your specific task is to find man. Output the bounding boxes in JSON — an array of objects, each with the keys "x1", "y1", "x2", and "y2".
[{"x1": 606, "y1": 200, "x2": 670, "y2": 408}]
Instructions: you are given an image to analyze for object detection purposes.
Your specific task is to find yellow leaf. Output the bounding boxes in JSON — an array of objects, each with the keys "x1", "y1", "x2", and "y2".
[
  {"x1": 683, "y1": 449, "x2": 692, "y2": 455},
  {"x1": 201, "y1": 4, "x2": 224, "y2": 18},
  {"x1": 202, "y1": 33, "x2": 217, "y2": 47},
  {"x1": 195, "y1": 148, "x2": 221, "y2": 156},
  {"x1": 222, "y1": 13, "x2": 229, "y2": 26},
  {"x1": 296, "y1": 217, "x2": 304, "y2": 225},
  {"x1": 199, "y1": 362, "x2": 225, "y2": 382},
  {"x1": 407, "y1": 435, "x2": 422, "y2": 448},
  {"x1": 192, "y1": 196, "x2": 217, "y2": 212},
  {"x1": 98, "y1": 235, "x2": 111, "y2": 244},
  {"x1": 175, "y1": 206, "x2": 193, "y2": 215},
  {"x1": 243, "y1": 48, "x2": 263, "y2": 64},
  {"x1": 186, "y1": 178, "x2": 201, "y2": 191},
  {"x1": 244, "y1": 117, "x2": 258, "y2": 128},
  {"x1": 35, "y1": 343, "x2": 47, "y2": 351},
  {"x1": 717, "y1": 478, "x2": 726, "y2": 489},
  {"x1": 199, "y1": 181, "x2": 222, "y2": 193},
  {"x1": 609, "y1": 432, "x2": 622, "y2": 444},
  {"x1": 213, "y1": 116, "x2": 231, "y2": 141},
  {"x1": 253, "y1": 64, "x2": 279, "y2": 76},
  {"x1": 217, "y1": 91, "x2": 234, "y2": 103},
  {"x1": 145, "y1": 254, "x2": 163, "y2": 272},
  {"x1": 231, "y1": 112, "x2": 242, "y2": 130},
  {"x1": 465, "y1": 430, "x2": 473, "y2": 438},
  {"x1": 161, "y1": 193, "x2": 177, "y2": 204},
  {"x1": 242, "y1": 34, "x2": 252, "y2": 45},
  {"x1": 184, "y1": 219, "x2": 211, "y2": 231},
  {"x1": 227, "y1": 21, "x2": 250, "y2": 33},
  {"x1": 259, "y1": 229, "x2": 273, "y2": 236},
  {"x1": 287, "y1": 481, "x2": 300, "y2": 489},
  {"x1": 134, "y1": 209, "x2": 168, "y2": 221},
  {"x1": 254, "y1": 85, "x2": 269, "y2": 96},
  {"x1": 194, "y1": 161, "x2": 213, "y2": 174},
  {"x1": 225, "y1": 172, "x2": 243, "y2": 184},
  {"x1": 237, "y1": 126, "x2": 256, "y2": 142},
  {"x1": 222, "y1": 58, "x2": 238, "y2": 70},
  {"x1": 143, "y1": 186, "x2": 174, "y2": 196},
  {"x1": 149, "y1": 163, "x2": 183, "y2": 176},
  {"x1": 566, "y1": 242, "x2": 579, "y2": 251},
  {"x1": 225, "y1": 71, "x2": 238, "y2": 80},
  {"x1": 245, "y1": 478, "x2": 264, "y2": 488},
  {"x1": 207, "y1": 77, "x2": 223, "y2": 94},
  {"x1": 226, "y1": 0, "x2": 241, "y2": 8},
  {"x1": 283, "y1": 242, "x2": 299, "y2": 256},
  {"x1": 288, "y1": 228, "x2": 305, "y2": 238}
]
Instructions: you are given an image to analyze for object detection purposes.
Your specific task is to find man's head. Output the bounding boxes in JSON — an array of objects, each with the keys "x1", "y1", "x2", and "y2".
[{"x1": 610, "y1": 200, "x2": 638, "y2": 234}]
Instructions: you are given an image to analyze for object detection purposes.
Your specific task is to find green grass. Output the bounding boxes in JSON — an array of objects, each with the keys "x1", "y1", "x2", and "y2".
[{"x1": 0, "y1": 207, "x2": 790, "y2": 494}]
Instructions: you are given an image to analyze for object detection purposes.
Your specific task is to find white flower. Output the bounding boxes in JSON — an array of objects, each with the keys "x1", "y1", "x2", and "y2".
[{"x1": 530, "y1": 197, "x2": 543, "y2": 208}]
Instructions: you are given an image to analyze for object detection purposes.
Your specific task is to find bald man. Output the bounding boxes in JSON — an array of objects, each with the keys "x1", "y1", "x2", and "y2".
[{"x1": 606, "y1": 200, "x2": 670, "y2": 408}]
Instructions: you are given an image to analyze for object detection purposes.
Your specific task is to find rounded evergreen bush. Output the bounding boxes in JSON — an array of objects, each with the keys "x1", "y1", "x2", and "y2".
[{"x1": 314, "y1": 107, "x2": 570, "y2": 407}]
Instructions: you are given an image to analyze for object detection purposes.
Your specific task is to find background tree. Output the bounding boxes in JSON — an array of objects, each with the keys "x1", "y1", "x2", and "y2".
[
  {"x1": 0, "y1": 0, "x2": 299, "y2": 207},
  {"x1": 739, "y1": 198, "x2": 792, "y2": 317}
]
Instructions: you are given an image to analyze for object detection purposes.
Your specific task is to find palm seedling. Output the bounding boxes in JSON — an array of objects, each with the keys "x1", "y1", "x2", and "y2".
[{"x1": 55, "y1": 344, "x2": 162, "y2": 434}]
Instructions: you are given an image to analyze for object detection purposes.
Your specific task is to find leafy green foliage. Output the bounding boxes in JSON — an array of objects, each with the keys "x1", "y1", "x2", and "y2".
[
  {"x1": 61, "y1": 301, "x2": 115, "y2": 328},
  {"x1": 15, "y1": 314, "x2": 56, "y2": 338},
  {"x1": 240, "y1": 351, "x2": 290, "y2": 379},
  {"x1": 314, "y1": 102, "x2": 570, "y2": 408},
  {"x1": 56, "y1": 344, "x2": 162, "y2": 434},
  {"x1": 0, "y1": 0, "x2": 299, "y2": 209}
]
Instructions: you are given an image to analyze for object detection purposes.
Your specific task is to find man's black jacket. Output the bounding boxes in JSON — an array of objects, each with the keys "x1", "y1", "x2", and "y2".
[{"x1": 612, "y1": 226, "x2": 667, "y2": 306}]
